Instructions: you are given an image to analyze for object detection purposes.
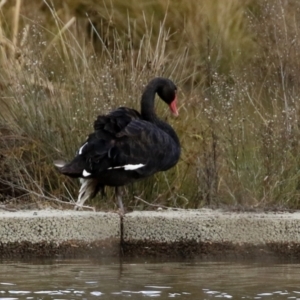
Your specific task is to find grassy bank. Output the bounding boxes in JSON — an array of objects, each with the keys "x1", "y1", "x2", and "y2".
[{"x1": 1, "y1": 0, "x2": 300, "y2": 210}]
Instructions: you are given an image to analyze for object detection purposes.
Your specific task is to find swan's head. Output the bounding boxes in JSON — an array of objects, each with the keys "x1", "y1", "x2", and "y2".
[{"x1": 157, "y1": 79, "x2": 178, "y2": 116}]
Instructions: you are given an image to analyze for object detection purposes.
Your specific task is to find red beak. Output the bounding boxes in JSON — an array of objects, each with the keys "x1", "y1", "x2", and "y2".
[{"x1": 169, "y1": 96, "x2": 179, "y2": 116}]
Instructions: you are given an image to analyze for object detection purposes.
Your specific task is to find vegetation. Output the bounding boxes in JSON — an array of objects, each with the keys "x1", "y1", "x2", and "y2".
[{"x1": 1, "y1": 0, "x2": 300, "y2": 210}]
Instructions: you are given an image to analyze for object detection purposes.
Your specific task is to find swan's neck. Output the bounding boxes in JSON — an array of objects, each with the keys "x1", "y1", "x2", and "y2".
[
  {"x1": 140, "y1": 79, "x2": 180, "y2": 147},
  {"x1": 141, "y1": 87, "x2": 157, "y2": 121}
]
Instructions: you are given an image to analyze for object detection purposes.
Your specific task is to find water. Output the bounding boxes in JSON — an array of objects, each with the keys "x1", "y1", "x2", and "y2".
[{"x1": 0, "y1": 258, "x2": 300, "y2": 299}]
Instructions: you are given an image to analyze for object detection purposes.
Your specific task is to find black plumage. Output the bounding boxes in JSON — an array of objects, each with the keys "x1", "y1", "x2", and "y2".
[{"x1": 54, "y1": 77, "x2": 181, "y2": 211}]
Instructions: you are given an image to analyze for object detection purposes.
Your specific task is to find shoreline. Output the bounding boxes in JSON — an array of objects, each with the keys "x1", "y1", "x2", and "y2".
[{"x1": 0, "y1": 209, "x2": 299, "y2": 259}]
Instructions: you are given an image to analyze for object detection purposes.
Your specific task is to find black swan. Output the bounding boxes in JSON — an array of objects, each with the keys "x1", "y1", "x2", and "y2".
[{"x1": 54, "y1": 77, "x2": 181, "y2": 211}]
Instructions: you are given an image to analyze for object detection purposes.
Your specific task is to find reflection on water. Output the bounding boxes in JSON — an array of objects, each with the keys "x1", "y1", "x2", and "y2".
[{"x1": 0, "y1": 257, "x2": 300, "y2": 299}]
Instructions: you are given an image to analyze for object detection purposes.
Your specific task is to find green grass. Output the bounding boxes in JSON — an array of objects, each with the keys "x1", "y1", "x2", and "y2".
[{"x1": 1, "y1": 0, "x2": 300, "y2": 210}]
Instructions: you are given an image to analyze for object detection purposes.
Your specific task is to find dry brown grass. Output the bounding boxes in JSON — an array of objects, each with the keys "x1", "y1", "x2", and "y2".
[{"x1": 1, "y1": 0, "x2": 300, "y2": 210}]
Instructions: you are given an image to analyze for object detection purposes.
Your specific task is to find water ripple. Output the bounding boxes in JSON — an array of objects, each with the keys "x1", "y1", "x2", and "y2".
[{"x1": 0, "y1": 259, "x2": 300, "y2": 299}]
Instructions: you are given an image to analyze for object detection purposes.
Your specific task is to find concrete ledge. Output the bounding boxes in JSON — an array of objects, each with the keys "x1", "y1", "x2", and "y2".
[
  {"x1": 122, "y1": 209, "x2": 300, "y2": 258},
  {"x1": 1, "y1": 209, "x2": 300, "y2": 258},
  {"x1": 0, "y1": 210, "x2": 120, "y2": 258}
]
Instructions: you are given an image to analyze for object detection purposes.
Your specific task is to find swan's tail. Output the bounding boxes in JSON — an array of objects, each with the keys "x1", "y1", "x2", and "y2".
[
  {"x1": 53, "y1": 158, "x2": 84, "y2": 178},
  {"x1": 54, "y1": 160, "x2": 104, "y2": 209}
]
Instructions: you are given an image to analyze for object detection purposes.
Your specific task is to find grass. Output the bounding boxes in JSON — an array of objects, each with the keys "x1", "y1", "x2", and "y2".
[{"x1": 1, "y1": 0, "x2": 300, "y2": 210}]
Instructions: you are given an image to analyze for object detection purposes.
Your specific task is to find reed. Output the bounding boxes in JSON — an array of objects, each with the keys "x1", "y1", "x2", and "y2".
[{"x1": 0, "y1": 0, "x2": 300, "y2": 210}]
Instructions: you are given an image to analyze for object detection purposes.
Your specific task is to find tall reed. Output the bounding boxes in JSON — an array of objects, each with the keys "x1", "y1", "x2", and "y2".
[{"x1": 1, "y1": 0, "x2": 300, "y2": 210}]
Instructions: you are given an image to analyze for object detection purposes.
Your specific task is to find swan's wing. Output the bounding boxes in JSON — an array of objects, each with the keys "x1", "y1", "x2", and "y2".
[
  {"x1": 56, "y1": 111, "x2": 179, "y2": 178},
  {"x1": 94, "y1": 107, "x2": 141, "y2": 134},
  {"x1": 113, "y1": 119, "x2": 180, "y2": 175}
]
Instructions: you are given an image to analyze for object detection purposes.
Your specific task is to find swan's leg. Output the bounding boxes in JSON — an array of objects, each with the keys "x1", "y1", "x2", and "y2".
[{"x1": 115, "y1": 186, "x2": 124, "y2": 215}]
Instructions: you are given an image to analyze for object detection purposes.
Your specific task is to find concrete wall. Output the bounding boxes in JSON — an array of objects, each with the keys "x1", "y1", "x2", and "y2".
[{"x1": 1, "y1": 209, "x2": 300, "y2": 258}]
